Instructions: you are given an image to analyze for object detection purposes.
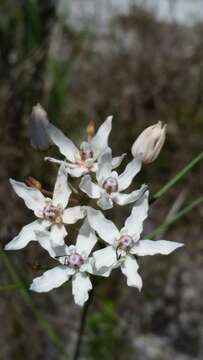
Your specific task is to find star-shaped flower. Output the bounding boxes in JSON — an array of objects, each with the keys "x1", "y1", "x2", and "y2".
[
  {"x1": 30, "y1": 219, "x2": 98, "y2": 306},
  {"x1": 80, "y1": 147, "x2": 147, "y2": 210},
  {"x1": 45, "y1": 116, "x2": 125, "y2": 177},
  {"x1": 5, "y1": 164, "x2": 84, "y2": 251},
  {"x1": 87, "y1": 193, "x2": 183, "y2": 290}
]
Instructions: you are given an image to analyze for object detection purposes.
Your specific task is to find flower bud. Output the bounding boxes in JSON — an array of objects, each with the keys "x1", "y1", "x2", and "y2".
[
  {"x1": 86, "y1": 119, "x2": 95, "y2": 142},
  {"x1": 29, "y1": 103, "x2": 51, "y2": 150},
  {"x1": 131, "y1": 121, "x2": 166, "y2": 164},
  {"x1": 25, "y1": 176, "x2": 42, "y2": 191}
]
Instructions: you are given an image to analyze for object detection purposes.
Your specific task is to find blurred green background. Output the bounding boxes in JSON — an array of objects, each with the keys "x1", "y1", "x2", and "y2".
[{"x1": 1, "y1": 1, "x2": 203, "y2": 359}]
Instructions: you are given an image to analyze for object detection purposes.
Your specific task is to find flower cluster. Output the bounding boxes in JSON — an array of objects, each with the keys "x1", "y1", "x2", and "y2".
[{"x1": 5, "y1": 106, "x2": 183, "y2": 306}]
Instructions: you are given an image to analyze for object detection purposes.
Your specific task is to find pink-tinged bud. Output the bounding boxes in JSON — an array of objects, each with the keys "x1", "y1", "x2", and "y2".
[
  {"x1": 131, "y1": 121, "x2": 166, "y2": 164},
  {"x1": 25, "y1": 176, "x2": 42, "y2": 190}
]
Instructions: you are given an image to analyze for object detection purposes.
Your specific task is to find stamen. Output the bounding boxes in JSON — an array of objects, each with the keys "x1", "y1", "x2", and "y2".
[
  {"x1": 43, "y1": 203, "x2": 63, "y2": 224},
  {"x1": 103, "y1": 177, "x2": 118, "y2": 194},
  {"x1": 80, "y1": 142, "x2": 94, "y2": 161}
]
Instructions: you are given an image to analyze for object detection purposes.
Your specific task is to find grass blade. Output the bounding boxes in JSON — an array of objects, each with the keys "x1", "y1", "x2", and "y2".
[
  {"x1": 0, "y1": 248, "x2": 68, "y2": 356},
  {"x1": 153, "y1": 150, "x2": 203, "y2": 200},
  {"x1": 147, "y1": 195, "x2": 203, "y2": 239}
]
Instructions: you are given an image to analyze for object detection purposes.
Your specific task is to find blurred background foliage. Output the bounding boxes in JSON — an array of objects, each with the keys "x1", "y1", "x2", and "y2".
[{"x1": 1, "y1": 1, "x2": 203, "y2": 359}]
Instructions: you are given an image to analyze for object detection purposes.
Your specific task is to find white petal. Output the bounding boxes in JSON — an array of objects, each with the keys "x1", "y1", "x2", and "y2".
[
  {"x1": 44, "y1": 157, "x2": 65, "y2": 166},
  {"x1": 123, "y1": 190, "x2": 149, "y2": 239},
  {"x1": 50, "y1": 224, "x2": 67, "y2": 246},
  {"x1": 93, "y1": 246, "x2": 117, "y2": 272},
  {"x1": 30, "y1": 266, "x2": 70, "y2": 292},
  {"x1": 112, "y1": 184, "x2": 148, "y2": 206},
  {"x1": 35, "y1": 230, "x2": 56, "y2": 258},
  {"x1": 97, "y1": 193, "x2": 113, "y2": 210},
  {"x1": 72, "y1": 272, "x2": 92, "y2": 306},
  {"x1": 111, "y1": 153, "x2": 126, "y2": 169},
  {"x1": 63, "y1": 206, "x2": 85, "y2": 224},
  {"x1": 5, "y1": 220, "x2": 44, "y2": 250},
  {"x1": 117, "y1": 157, "x2": 142, "y2": 191},
  {"x1": 87, "y1": 207, "x2": 119, "y2": 244},
  {"x1": 96, "y1": 147, "x2": 112, "y2": 185},
  {"x1": 10, "y1": 179, "x2": 45, "y2": 217},
  {"x1": 121, "y1": 255, "x2": 142, "y2": 290},
  {"x1": 131, "y1": 240, "x2": 184, "y2": 256},
  {"x1": 52, "y1": 164, "x2": 71, "y2": 208},
  {"x1": 79, "y1": 175, "x2": 101, "y2": 199},
  {"x1": 67, "y1": 165, "x2": 85, "y2": 178},
  {"x1": 91, "y1": 116, "x2": 112, "y2": 158},
  {"x1": 76, "y1": 219, "x2": 97, "y2": 257},
  {"x1": 46, "y1": 123, "x2": 80, "y2": 162},
  {"x1": 84, "y1": 257, "x2": 112, "y2": 277}
]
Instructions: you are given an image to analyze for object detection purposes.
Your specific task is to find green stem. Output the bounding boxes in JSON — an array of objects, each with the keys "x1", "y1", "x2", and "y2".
[
  {"x1": 147, "y1": 195, "x2": 203, "y2": 239},
  {"x1": 0, "y1": 283, "x2": 23, "y2": 290},
  {"x1": 153, "y1": 150, "x2": 203, "y2": 201},
  {"x1": 73, "y1": 282, "x2": 96, "y2": 360}
]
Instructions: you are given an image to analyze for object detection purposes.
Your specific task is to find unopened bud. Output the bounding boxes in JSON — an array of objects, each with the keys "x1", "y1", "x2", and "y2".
[
  {"x1": 25, "y1": 176, "x2": 42, "y2": 190},
  {"x1": 29, "y1": 103, "x2": 51, "y2": 150},
  {"x1": 131, "y1": 121, "x2": 166, "y2": 164},
  {"x1": 86, "y1": 119, "x2": 95, "y2": 142}
]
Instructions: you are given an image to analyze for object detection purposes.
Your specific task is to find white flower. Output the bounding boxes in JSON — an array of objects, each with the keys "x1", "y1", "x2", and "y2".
[
  {"x1": 131, "y1": 121, "x2": 166, "y2": 164},
  {"x1": 45, "y1": 116, "x2": 126, "y2": 177},
  {"x1": 30, "y1": 219, "x2": 98, "y2": 306},
  {"x1": 80, "y1": 147, "x2": 147, "y2": 210},
  {"x1": 5, "y1": 164, "x2": 84, "y2": 251},
  {"x1": 87, "y1": 193, "x2": 183, "y2": 290}
]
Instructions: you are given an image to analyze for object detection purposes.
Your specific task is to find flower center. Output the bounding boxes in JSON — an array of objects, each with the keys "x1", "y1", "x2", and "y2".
[
  {"x1": 103, "y1": 177, "x2": 118, "y2": 194},
  {"x1": 118, "y1": 235, "x2": 133, "y2": 250},
  {"x1": 80, "y1": 142, "x2": 94, "y2": 161},
  {"x1": 62, "y1": 252, "x2": 84, "y2": 268},
  {"x1": 43, "y1": 203, "x2": 63, "y2": 224}
]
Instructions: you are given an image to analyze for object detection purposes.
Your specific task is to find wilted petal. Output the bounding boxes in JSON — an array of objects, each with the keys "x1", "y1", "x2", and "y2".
[
  {"x1": 79, "y1": 175, "x2": 101, "y2": 199},
  {"x1": 5, "y1": 220, "x2": 44, "y2": 250},
  {"x1": 72, "y1": 272, "x2": 92, "y2": 306},
  {"x1": 30, "y1": 266, "x2": 70, "y2": 293},
  {"x1": 52, "y1": 164, "x2": 71, "y2": 208},
  {"x1": 123, "y1": 191, "x2": 149, "y2": 239},
  {"x1": 97, "y1": 193, "x2": 113, "y2": 210},
  {"x1": 117, "y1": 157, "x2": 142, "y2": 191},
  {"x1": 76, "y1": 219, "x2": 97, "y2": 257},
  {"x1": 131, "y1": 240, "x2": 184, "y2": 256},
  {"x1": 46, "y1": 123, "x2": 80, "y2": 162},
  {"x1": 10, "y1": 179, "x2": 45, "y2": 217},
  {"x1": 121, "y1": 255, "x2": 142, "y2": 290},
  {"x1": 87, "y1": 207, "x2": 119, "y2": 244},
  {"x1": 96, "y1": 147, "x2": 112, "y2": 185},
  {"x1": 63, "y1": 206, "x2": 85, "y2": 224},
  {"x1": 93, "y1": 246, "x2": 117, "y2": 272},
  {"x1": 112, "y1": 184, "x2": 148, "y2": 206},
  {"x1": 111, "y1": 153, "x2": 126, "y2": 169},
  {"x1": 91, "y1": 116, "x2": 112, "y2": 158}
]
